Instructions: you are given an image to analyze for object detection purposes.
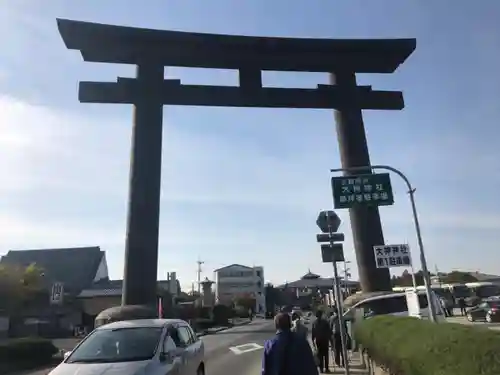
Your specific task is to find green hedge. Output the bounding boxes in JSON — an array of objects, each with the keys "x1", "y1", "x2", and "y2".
[
  {"x1": 0, "y1": 337, "x2": 58, "y2": 368},
  {"x1": 354, "y1": 316, "x2": 500, "y2": 375}
]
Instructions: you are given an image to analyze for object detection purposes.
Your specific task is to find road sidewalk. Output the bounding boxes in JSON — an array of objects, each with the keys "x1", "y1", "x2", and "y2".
[{"x1": 307, "y1": 337, "x2": 370, "y2": 374}]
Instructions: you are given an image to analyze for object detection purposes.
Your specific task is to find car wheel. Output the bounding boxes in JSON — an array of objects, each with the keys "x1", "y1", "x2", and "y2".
[
  {"x1": 486, "y1": 313, "x2": 492, "y2": 323},
  {"x1": 197, "y1": 364, "x2": 205, "y2": 375},
  {"x1": 467, "y1": 313, "x2": 474, "y2": 322}
]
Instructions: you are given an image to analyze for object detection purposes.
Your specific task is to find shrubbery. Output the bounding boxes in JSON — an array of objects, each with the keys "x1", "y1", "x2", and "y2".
[
  {"x1": 354, "y1": 316, "x2": 500, "y2": 375},
  {"x1": 0, "y1": 337, "x2": 58, "y2": 369}
]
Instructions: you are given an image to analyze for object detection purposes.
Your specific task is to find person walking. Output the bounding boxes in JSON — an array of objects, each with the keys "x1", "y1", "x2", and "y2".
[
  {"x1": 458, "y1": 297, "x2": 467, "y2": 316},
  {"x1": 329, "y1": 308, "x2": 347, "y2": 367},
  {"x1": 262, "y1": 313, "x2": 318, "y2": 375},
  {"x1": 291, "y1": 312, "x2": 308, "y2": 340},
  {"x1": 440, "y1": 297, "x2": 449, "y2": 317},
  {"x1": 312, "y1": 310, "x2": 332, "y2": 373}
]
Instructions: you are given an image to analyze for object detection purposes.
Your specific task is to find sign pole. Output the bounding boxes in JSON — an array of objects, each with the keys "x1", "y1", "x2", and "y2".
[
  {"x1": 327, "y1": 216, "x2": 350, "y2": 375},
  {"x1": 330, "y1": 164, "x2": 437, "y2": 323}
]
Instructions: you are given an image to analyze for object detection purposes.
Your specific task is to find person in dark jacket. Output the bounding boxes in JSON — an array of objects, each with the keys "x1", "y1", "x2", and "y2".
[
  {"x1": 458, "y1": 297, "x2": 467, "y2": 316},
  {"x1": 262, "y1": 313, "x2": 318, "y2": 375},
  {"x1": 312, "y1": 310, "x2": 332, "y2": 373},
  {"x1": 329, "y1": 309, "x2": 347, "y2": 367}
]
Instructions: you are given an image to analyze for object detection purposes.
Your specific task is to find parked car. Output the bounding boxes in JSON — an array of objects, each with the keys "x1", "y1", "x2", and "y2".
[
  {"x1": 49, "y1": 319, "x2": 205, "y2": 375},
  {"x1": 467, "y1": 300, "x2": 500, "y2": 323}
]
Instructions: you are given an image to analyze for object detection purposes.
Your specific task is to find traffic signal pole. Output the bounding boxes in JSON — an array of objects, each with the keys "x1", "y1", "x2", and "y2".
[
  {"x1": 327, "y1": 215, "x2": 351, "y2": 375},
  {"x1": 330, "y1": 164, "x2": 437, "y2": 323}
]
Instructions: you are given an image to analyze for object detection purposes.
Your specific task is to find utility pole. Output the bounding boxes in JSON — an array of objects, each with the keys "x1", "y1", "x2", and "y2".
[{"x1": 197, "y1": 259, "x2": 204, "y2": 295}]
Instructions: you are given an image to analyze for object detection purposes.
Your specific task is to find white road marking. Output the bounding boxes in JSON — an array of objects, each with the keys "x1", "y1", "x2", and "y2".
[{"x1": 229, "y1": 342, "x2": 264, "y2": 355}]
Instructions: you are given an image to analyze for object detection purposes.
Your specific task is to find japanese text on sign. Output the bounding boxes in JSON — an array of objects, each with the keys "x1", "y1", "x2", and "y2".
[
  {"x1": 331, "y1": 173, "x2": 394, "y2": 209},
  {"x1": 373, "y1": 244, "x2": 412, "y2": 268}
]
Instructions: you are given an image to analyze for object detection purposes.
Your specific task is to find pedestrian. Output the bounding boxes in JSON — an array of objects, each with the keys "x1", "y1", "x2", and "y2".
[
  {"x1": 262, "y1": 312, "x2": 318, "y2": 375},
  {"x1": 446, "y1": 298, "x2": 454, "y2": 317},
  {"x1": 458, "y1": 297, "x2": 467, "y2": 316},
  {"x1": 312, "y1": 310, "x2": 332, "y2": 373},
  {"x1": 440, "y1": 297, "x2": 449, "y2": 317},
  {"x1": 329, "y1": 308, "x2": 347, "y2": 367},
  {"x1": 291, "y1": 312, "x2": 308, "y2": 339}
]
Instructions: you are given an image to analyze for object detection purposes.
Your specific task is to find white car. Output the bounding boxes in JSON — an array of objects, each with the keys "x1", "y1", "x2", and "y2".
[
  {"x1": 343, "y1": 290, "x2": 446, "y2": 322},
  {"x1": 49, "y1": 319, "x2": 205, "y2": 375}
]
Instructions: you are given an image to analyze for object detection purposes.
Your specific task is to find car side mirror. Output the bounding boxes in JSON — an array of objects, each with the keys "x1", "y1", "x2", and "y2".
[{"x1": 63, "y1": 351, "x2": 72, "y2": 360}]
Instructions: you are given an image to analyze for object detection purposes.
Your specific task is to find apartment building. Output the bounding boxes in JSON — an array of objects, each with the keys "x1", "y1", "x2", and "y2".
[{"x1": 214, "y1": 264, "x2": 265, "y2": 314}]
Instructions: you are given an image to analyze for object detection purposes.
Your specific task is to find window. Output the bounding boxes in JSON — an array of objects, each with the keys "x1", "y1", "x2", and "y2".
[
  {"x1": 257, "y1": 281, "x2": 262, "y2": 288},
  {"x1": 358, "y1": 296, "x2": 408, "y2": 316},
  {"x1": 177, "y1": 326, "x2": 193, "y2": 347},
  {"x1": 479, "y1": 302, "x2": 490, "y2": 309},
  {"x1": 162, "y1": 335, "x2": 177, "y2": 353},
  {"x1": 168, "y1": 328, "x2": 184, "y2": 347},
  {"x1": 185, "y1": 325, "x2": 198, "y2": 342},
  {"x1": 358, "y1": 293, "x2": 433, "y2": 318},
  {"x1": 66, "y1": 327, "x2": 163, "y2": 364},
  {"x1": 256, "y1": 271, "x2": 261, "y2": 277}
]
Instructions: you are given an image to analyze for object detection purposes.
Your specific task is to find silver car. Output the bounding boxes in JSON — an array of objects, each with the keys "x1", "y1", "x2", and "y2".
[{"x1": 49, "y1": 319, "x2": 205, "y2": 375}]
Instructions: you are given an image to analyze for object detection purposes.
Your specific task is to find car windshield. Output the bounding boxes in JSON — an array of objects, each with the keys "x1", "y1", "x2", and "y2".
[{"x1": 66, "y1": 327, "x2": 163, "y2": 364}]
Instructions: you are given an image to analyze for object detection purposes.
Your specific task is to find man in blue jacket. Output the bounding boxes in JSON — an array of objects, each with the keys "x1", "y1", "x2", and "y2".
[{"x1": 262, "y1": 312, "x2": 318, "y2": 375}]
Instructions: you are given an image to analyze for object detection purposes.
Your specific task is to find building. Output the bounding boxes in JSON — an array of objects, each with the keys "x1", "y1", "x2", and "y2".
[
  {"x1": 214, "y1": 264, "x2": 265, "y2": 314},
  {"x1": 276, "y1": 270, "x2": 360, "y2": 307},
  {"x1": 0, "y1": 246, "x2": 109, "y2": 296},
  {"x1": 0, "y1": 246, "x2": 109, "y2": 336}
]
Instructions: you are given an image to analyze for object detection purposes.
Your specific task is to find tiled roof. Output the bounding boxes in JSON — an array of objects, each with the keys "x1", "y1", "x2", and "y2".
[
  {"x1": 78, "y1": 279, "x2": 179, "y2": 298},
  {"x1": 301, "y1": 271, "x2": 321, "y2": 279},
  {"x1": 213, "y1": 264, "x2": 254, "y2": 272},
  {"x1": 0, "y1": 246, "x2": 104, "y2": 293},
  {"x1": 277, "y1": 277, "x2": 360, "y2": 289}
]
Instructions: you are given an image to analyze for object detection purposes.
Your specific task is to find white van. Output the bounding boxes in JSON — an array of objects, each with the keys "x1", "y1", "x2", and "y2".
[{"x1": 344, "y1": 290, "x2": 446, "y2": 322}]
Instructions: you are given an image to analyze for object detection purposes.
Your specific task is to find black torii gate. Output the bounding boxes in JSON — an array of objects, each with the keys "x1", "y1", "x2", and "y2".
[{"x1": 57, "y1": 18, "x2": 416, "y2": 308}]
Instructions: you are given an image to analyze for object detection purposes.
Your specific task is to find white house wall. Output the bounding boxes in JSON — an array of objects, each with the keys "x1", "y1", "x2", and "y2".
[
  {"x1": 93, "y1": 253, "x2": 109, "y2": 282},
  {"x1": 215, "y1": 264, "x2": 266, "y2": 314}
]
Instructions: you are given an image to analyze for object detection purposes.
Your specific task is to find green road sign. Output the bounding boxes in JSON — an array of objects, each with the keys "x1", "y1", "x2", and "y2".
[{"x1": 331, "y1": 173, "x2": 394, "y2": 209}]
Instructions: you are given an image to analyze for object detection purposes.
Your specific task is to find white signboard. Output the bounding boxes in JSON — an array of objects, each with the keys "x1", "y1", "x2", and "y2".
[
  {"x1": 373, "y1": 244, "x2": 412, "y2": 268},
  {"x1": 50, "y1": 282, "x2": 64, "y2": 305}
]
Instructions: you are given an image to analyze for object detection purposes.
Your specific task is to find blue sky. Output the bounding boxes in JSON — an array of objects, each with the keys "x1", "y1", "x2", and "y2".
[{"x1": 1, "y1": 1, "x2": 500, "y2": 290}]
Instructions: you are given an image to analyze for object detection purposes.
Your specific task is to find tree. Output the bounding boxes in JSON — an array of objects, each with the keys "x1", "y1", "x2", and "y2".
[
  {"x1": 0, "y1": 263, "x2": 46, "y2": 313},
  {"x1": 391, "y1": 269, "x2": 478, "y2": 287},
  {"x1": 233, "y1": 293, "x2": 256, "y2": 313},
  {"x1": 441, "y1": 271, "x2": 477, "y2": 284}
]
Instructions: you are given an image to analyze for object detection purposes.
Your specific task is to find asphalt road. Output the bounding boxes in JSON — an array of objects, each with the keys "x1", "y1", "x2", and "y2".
[
  {"x1": 22, "y1": 319, "x2": 275, "y2": 375},
  {"x1": 446, "y1": 314, "x2": 500, "y2": 331},
  {"x1": 202, "y1": 319, "x2": 275, "y2": 375}
]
